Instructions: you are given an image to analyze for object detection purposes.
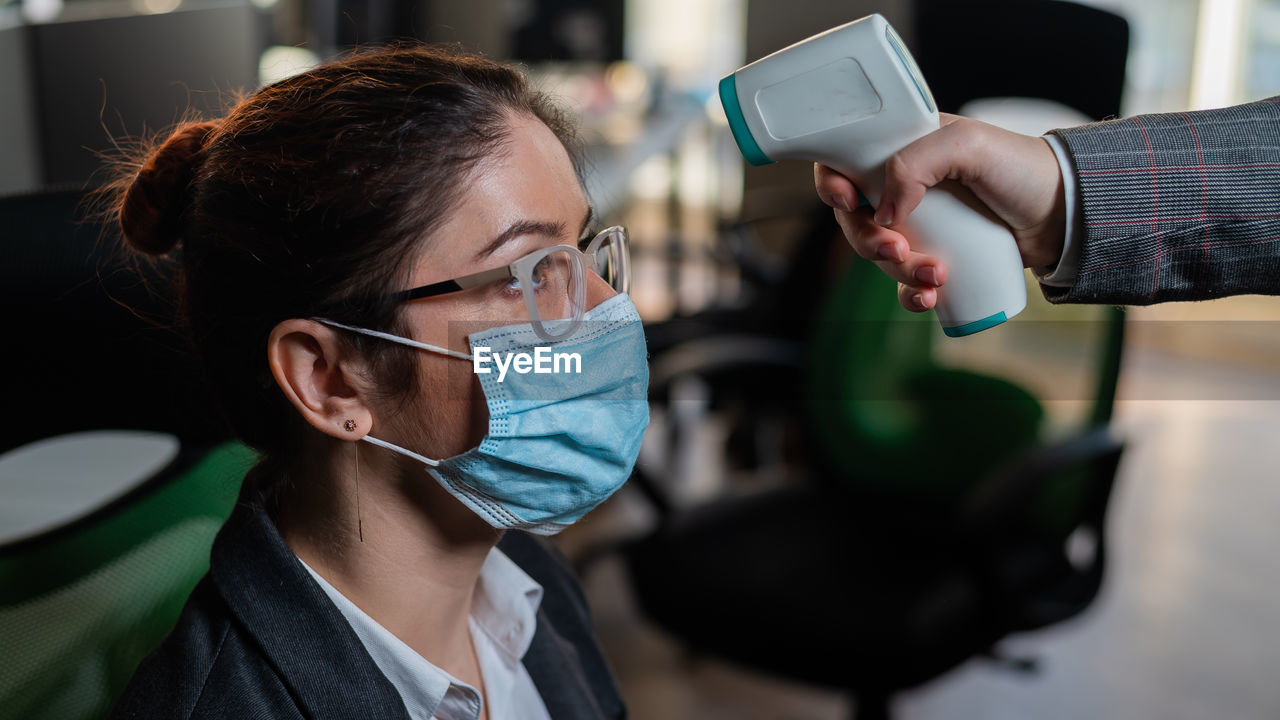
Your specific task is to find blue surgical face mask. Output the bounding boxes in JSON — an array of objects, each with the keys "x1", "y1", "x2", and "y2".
[{"x1": 320, "y1": 293, "x2": 650, "y2": 535}]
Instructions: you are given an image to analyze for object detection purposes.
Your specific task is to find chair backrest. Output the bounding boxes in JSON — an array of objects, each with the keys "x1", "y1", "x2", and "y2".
[
  {"x1": 911, "y1": 0, "x2": 1133, "y2": 531},
  {"x1": 807, "y1": 0, "x2": 1130, "y2": 501},
  {"x1": 914, "y1": 0, "x2": 1131, "y2": 123},
  {"x1": 0, "y1": 441, "x2": 255, "y2": 719},
  {"x1": 806, "y1": 246, "x2": 1045, "y2": 503},
  {"x1": 1, "y1": 187, "x2": 252, "y2": 718},
  {"x1": 0, "y1": 188, "x2": 231, "y2": 455}
]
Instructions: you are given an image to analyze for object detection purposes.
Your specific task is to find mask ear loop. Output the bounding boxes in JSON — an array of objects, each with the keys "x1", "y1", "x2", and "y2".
[
  {"x1": 320, "y1": 319, "x2": 452, "y2": 470},
  {"x1": 361, "y1": 435, "x2": 442, "y2": 467},
  {"x1": 315, "y1": 318, "x2": 473, "y2": 361}
]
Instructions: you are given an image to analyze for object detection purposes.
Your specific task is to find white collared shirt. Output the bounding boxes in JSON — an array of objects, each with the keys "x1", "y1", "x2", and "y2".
[
  {"x1": 300, "y1": 549, "x2": 552, "y2": 720},
  {"x1": 1035, "y1": 133, "x2": 1084, "y2": 287}
]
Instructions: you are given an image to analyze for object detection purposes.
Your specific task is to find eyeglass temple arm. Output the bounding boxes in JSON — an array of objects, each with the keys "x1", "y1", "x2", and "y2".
[{"x1": 391, "y1": 267, "x2": 513, "y2": 302}]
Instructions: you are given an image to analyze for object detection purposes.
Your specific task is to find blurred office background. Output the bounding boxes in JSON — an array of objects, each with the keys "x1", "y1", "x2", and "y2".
[{"x1": 2, "y1": 0, "x2": 1280, "y2": 718}]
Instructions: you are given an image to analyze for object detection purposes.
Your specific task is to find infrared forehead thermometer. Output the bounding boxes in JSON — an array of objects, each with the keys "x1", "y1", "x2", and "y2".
[{"x1": 719, "y1": 14, "x2": 1026, "y2": 337}]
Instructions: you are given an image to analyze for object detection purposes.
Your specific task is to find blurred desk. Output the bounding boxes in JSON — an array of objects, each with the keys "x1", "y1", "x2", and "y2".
[{"x1": 0, "y1": 431, "x2": 178, "y2": 546}]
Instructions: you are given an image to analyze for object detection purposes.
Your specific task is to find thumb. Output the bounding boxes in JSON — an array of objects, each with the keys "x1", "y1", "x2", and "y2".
[{"x1": 876, "y1": 114, "x2": 974, "y2": 227}]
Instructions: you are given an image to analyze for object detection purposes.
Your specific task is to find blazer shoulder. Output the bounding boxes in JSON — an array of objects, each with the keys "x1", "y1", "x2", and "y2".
[{"x1": 110, "y1": 577, "x2": 303, "y2": 720}]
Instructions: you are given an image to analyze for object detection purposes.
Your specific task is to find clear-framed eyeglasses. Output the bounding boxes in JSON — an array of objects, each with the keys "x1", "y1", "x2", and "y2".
[{"x1": 390, "y1": 225, "x2": 630, "y2": 341}]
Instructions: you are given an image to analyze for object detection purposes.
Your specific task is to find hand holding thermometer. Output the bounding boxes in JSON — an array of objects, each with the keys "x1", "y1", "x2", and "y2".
[{"x1": 718, "y1": 14, "x2": 1026, "y2": 337}]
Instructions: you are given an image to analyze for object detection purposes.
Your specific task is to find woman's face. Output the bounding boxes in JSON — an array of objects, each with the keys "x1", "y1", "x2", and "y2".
[{"x1": 375, "y1": 112, "x2": 615, "y2": 460}]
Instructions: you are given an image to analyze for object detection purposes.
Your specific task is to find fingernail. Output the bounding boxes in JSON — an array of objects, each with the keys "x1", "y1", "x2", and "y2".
[
  {"x1": 877, "y1": 242, "x2": 903, "y2": 263},
  {"x1": 911, "y1": 292, "x2": 927, "y2": 309},
  {"x1": 914, "y1": 266, "x2": 938, "y2": 286},
  {"x1": 874, "y1": 202, "x2": 894, "y2": 226}
]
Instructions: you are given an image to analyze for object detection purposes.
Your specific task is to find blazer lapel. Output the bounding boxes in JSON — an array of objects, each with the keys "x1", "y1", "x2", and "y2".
[
  {"x1": 209, "y1": 503, "x2": 410, "y2": 720},
  {"x1": 523, "y1": 612, "x2": 609, "y2": 720}
]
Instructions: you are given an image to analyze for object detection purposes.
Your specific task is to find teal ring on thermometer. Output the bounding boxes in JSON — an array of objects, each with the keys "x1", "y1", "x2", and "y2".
[
  {"x1": 942, "y1": 311, "x2": 1009, "y2": 337},
  {"x1": 718, "y1": 75, "x2": 775, "y2": 167}
]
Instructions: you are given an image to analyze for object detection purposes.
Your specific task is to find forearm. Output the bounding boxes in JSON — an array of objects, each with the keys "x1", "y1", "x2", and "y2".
[{"x1": 1039, "y1": 95, "x2": 1280, "y2": 304}]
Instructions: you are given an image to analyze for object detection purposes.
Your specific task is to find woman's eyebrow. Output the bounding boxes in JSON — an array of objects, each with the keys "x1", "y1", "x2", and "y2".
[
  {"x1": 474, "y1": 220, "x2": 565, "y2": 261},
  {"x1": 474, "y1": 206, "x2": 595, "y2": 261}
]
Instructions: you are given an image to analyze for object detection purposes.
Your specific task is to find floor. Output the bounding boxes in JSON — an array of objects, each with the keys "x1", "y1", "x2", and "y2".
[{"x1": 558, "y1": 306, "x2": 1280, "y2": 719}]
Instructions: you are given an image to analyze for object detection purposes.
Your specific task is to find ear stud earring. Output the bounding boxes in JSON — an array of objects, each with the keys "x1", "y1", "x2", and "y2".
[{"x1": 344, "y1": 419, "x2": 357, "y2": 432}]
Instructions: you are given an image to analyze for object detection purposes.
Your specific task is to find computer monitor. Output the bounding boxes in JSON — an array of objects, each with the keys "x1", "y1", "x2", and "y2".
[{"x1": 25, "y1": 1, "x2": 262, "y2": 189}]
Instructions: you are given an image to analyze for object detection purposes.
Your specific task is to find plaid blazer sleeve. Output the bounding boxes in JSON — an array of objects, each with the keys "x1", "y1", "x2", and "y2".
[{"x1": 1042, "y1": 95, "x2": 1280, "y2": 304}]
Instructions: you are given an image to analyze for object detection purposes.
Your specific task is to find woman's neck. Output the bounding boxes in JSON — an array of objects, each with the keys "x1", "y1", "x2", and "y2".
[{"x1": 277, "y1": 438, "x2": 501, "y2": 678}]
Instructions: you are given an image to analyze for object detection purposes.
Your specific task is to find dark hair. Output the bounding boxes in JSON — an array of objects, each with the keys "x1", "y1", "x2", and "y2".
[{"x1": 104, "y1": 44, "x2": 580, "y2": 509}]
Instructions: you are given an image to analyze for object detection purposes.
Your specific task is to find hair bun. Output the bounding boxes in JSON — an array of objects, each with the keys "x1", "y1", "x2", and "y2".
[{"x1": 118, "y1": 120, "x2": 219, "y2": 255}]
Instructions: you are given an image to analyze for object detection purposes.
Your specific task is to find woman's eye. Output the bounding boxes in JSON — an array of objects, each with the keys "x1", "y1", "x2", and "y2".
[
  {"x1": 530, "y1": 257, "x2": 551, "y2": 286},
  {"x1": 506, "y1": 257, "x2": 552, "y2": 292}
]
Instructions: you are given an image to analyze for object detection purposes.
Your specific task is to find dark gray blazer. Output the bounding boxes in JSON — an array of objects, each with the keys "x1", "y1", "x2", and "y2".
[
  {"x1": 109, "y1": 502, "x2": 626, "y2": 719},
  {"x1": 1044, "y1": 95, "x2": 1280, "y2": 304}
]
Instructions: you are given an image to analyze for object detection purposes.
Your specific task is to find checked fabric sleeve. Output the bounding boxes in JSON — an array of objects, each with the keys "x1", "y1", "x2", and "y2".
[{"x1": 1042, "y1": 95, "x2": 1280, "y2": 304}]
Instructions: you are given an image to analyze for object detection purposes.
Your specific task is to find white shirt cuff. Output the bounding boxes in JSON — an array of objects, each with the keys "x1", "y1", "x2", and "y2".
[{"x1": 1033, "y1": 133, "x2": 1082, "y2": 287}]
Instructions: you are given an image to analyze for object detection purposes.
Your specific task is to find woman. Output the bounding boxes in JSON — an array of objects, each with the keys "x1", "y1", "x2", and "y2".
[{"x1": 108, "y1": 45, "x2": 647, "y2": 720}]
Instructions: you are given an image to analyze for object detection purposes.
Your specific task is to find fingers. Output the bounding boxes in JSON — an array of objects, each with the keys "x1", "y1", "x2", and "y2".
[
  {"x1": 814, "y1": 163, "x2": 859, "y2": 212},
  {"x1": 827, "y1": 200, "x2": 900, "y2": 262},
  {"x1": 878, "y1": 244, "x2": 946, "y2": 311},
  {"x1": 824, "y1": 205, "x2": 948, "y2": 314},
  {"x1": 815, "y1": 162, "x2": 947, "y2": 313},
  {"x1": 899, "y1": 283, "x2": 938, "y2": 312}
]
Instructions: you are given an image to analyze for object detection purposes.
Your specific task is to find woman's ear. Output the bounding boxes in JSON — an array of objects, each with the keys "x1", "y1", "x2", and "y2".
[{"x1": 267, "y1": 319, "x2": 374, "y2": 440}]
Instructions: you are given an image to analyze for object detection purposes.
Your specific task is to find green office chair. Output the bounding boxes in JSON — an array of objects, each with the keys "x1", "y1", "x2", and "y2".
[
  {"x1": 1, "y1": 186, "x2": 254, "y2": 720},
  {"x1": 0, "y1": 441, "x2": 255, "y2": 720},
  {"x1": 808, "y1": 258, "x2": 1046, "y2": 505}
]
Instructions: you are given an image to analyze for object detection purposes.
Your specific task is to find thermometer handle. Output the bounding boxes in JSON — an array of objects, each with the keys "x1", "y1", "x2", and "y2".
[
  {"x1": 845, "y1": 166, "x2": 1027, "y2": 336},
  {"x1": 893, "y1": 181, "x2": 1027, "y2": 336}
]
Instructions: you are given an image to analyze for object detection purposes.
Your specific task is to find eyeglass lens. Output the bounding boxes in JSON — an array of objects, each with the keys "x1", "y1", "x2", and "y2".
[
  {"x1": 522, "y1": 229, "x2": 629, "y2": 339},
  {"x1": 525, "y1": 249, "x2": 580, "y2": 328},
  {"x1": 592, "y1": 231, "x2": 629, "y2": 295}
]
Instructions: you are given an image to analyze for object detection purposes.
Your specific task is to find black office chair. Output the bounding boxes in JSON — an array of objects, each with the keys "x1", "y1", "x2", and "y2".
[{"x1": 626, "y1": 437, "x2": 1123, "y2": 718}]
